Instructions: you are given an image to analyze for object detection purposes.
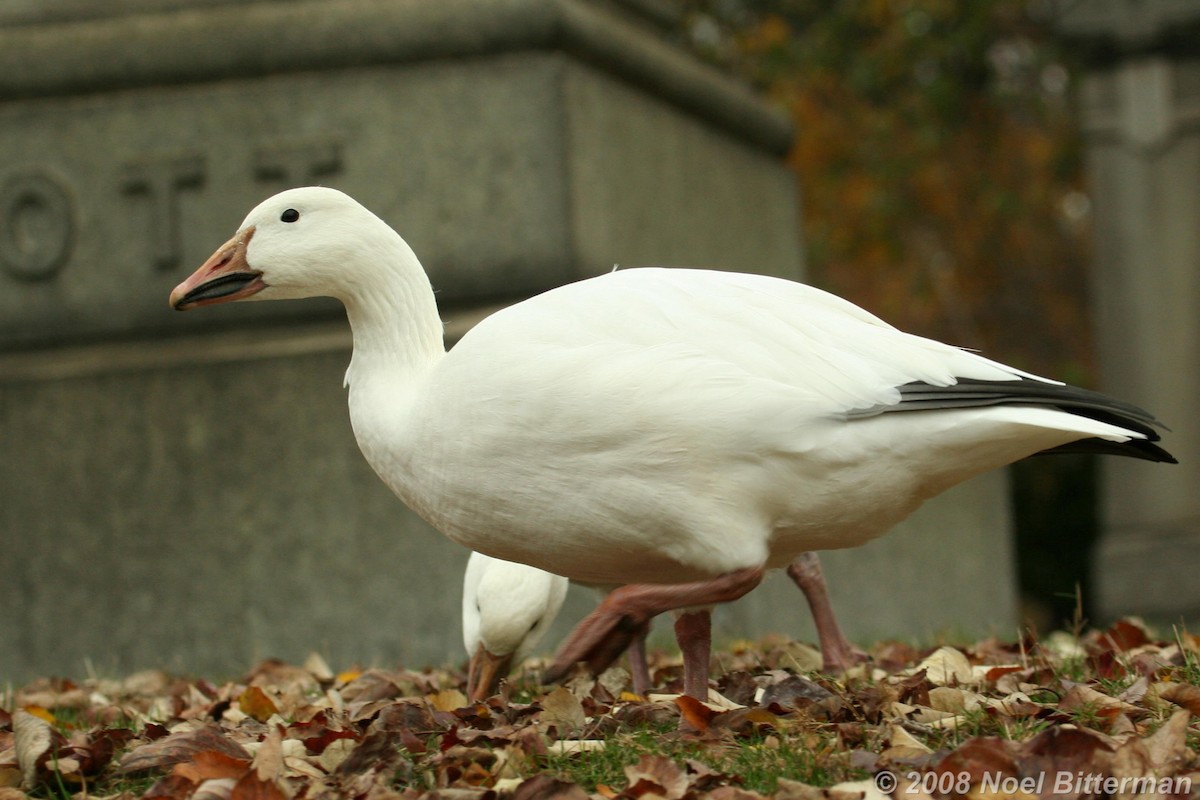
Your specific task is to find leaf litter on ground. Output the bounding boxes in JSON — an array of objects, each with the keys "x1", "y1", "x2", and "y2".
[{"x1": 1, "y1": 618, "x2": 1198, "y2": 799}]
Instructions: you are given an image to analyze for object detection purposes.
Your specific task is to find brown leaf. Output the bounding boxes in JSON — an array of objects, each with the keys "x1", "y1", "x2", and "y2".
[
  {"x1": 12, "y1": 710, "x2": 56, "y2": 789},
  {"x1": 1110, "y1": 737, "x2": 1155, "y2": 787},
  {"x1": 774, "y1": 778, "x2": 828, "y2": 800},
  {"x1": 706, "y1": 787, "x2": 769, "y2": 800},
  {"x1": 340, "y1": 670, "x2": 404, "y2": 704},
  {"x1": 334, "y1": 730, "x2": 404, "y2": 777},
  {"x1": 251, "y1": 726, "x2": 285, "y2": 783},
  {"x1": 719, "y1": 671, "x2": 760, "y2": 706},
  {"x1": 290, "y1": 711, "x2": 359, "y2": 755},
  {"x1": 1019, "y1": 725, "x2": 1114, "y2": 785},
  {"x1": 229, "y1": 770, "x2": 288, "y2": 800},
  {"x1": 675, "y1": 695, "x2": 718, "y2": 733},
  {"x1": 927, "y1": 686, "x2": 981, "y2": 714},
  {"x1": 934, "y1": 736, "x2": 1019, "y2": 784},
  {"x1": 538, "y1": 687, "x2": 586, "y2": 735},
  {"x1": 1155, "y1": 682, "x2": 1200, "y2": 715},
  {"x1": 373, "y1": 701, "x2": 437, "y2": 733},
  {"x1": 984, "y1": 665, "x2": 1024, "y2": 683},
  {"x1": 710, "y1": 707, "x2": 781, "y2": 736},
  {"x1": 683, "y1": 757, "x2": 729, "y2": 792},
  {"x1": 624, "y1": 754, "x2": 689, "y2": 800},
  {"x1": 427, "y1": 689, "x2": 469, "y2": 713},
  {"x1": 1143, "y1": 709, "x2": 1191, "y2": 775},
  {"x1": 911, "y1": 647, "x2": 974, "y2": 686},
  {"x1": 144, "y1": 772, "x2": 201, "y2": 800},
  {"x1": 0, "y1": 768, "x2": 20, "y2": 791},
  {"x1": 1058, "y1": 684, "x2": 1141, "y2": 721},
  {"x1": 119, "y1": 726, "x2": 252, "y2": 774},
  {"x1": 881, "y1": 724, "x2": 934, "y2": 763},
  {"x1": 759, "y1": 675, "x2": 834, "y2": 710},
  {"x1": 237, "y1": 686, "x2": 279, "y2": 723},
  {"x1": 193, "y1": 777, "x2": 239, "y2": 800},
  {"x1": 510, "y1": 773, "x2": 588, "y2": 800},
  {"x1": 1096, "y1": 619, "x2": 1151, "y2": 652},
  {"x1": 418, "y1": 790, "x2": 496, "y2": 800},
  {"x1": 173, "y1": 750, "x2": 252, "y2": 783}
]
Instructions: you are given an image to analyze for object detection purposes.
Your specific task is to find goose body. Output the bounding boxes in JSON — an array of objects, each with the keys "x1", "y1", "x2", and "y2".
[
  {"x1": 171, "y1": 187, "x2": 1174, "y2": 699},
  {"x1": 352, "y1": 262, "x2": 1160, "y2": 585}
]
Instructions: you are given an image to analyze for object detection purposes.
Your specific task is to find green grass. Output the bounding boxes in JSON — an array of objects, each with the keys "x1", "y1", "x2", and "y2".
[
  {"x1": 903, "y1": 703, "x2": 1065, "y2": 757},
  {"x1": 1174, "y1": 626, "x2": 1200, "y2": 684},
  {"x1": 26, "y1": 771, "x2": 158, "y2": 800},
  {"x1": 533, "y1": 724, "x2": 861, "y2": 795}
]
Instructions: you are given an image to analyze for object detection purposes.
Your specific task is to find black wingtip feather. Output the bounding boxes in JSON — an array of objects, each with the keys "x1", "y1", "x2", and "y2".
[
  {"x1": 1038, "y1": 438, "x2": 1178, "y2": 464},
  {"x1": 860, "y1": 377, "x2": 1176, "y2": 464}
]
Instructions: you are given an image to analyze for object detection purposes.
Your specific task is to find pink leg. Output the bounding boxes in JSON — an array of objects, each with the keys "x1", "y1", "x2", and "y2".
[
  {"x1": 546, "y1": 566, "x2": 765, "y2": 691},
  {"x1": 787, "y1": 552, "x2": 866, "y2": 672},
  {"x1": 674, "y1": 610, "x2": 712, "y2": 700},
  {"x1": 627, "y1": 630, "x2": 652, "y2": 696}
]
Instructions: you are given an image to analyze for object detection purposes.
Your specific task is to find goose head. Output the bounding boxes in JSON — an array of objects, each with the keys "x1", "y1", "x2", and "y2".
[
  {"x1": 463, "y1": 553, "x2": 569, "y2": 701},
  {"x1": 170, "y1": 187, "x2": 406, "y2": 310}
]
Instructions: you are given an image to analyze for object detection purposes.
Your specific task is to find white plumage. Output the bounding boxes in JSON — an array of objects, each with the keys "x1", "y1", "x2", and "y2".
[
  {"x1": 171, "y1": 187, "x2": 1173, "y2": 700},
  {"x1": 462, "y1": 552, "x2": 568, "y2": 699}
]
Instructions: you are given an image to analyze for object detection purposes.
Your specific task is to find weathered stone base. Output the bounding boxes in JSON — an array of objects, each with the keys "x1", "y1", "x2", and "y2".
[{"x1": 1094, "y1": 521, "x2": 1200, "y2": 624}]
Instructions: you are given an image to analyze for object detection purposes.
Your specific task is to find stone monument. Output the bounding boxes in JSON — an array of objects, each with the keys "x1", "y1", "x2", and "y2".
[{"x1": 1057, "y1": 0, "x2": 1200, "y2": 623}]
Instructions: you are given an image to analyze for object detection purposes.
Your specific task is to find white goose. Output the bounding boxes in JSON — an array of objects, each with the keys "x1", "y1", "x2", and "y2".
[
  {"x1": 462, "y1": 552, "x2": 569, "y2": 700},
  {"x1": 171, "y1": 187, "x2": 1175, "y2": 701}
]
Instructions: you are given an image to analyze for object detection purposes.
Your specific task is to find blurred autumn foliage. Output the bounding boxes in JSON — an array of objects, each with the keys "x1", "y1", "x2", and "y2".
[
  {"x1": 678, "y1": 0, "x2": 1093, "y2": 383},
  {"x1": 673, "y1": 0, "x2": 1103, "y2": 626}
]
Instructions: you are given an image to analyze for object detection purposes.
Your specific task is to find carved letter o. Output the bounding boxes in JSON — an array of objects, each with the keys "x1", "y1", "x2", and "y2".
[{"x1": 0, "y1": 171, "x2": 75, "y2": 282}]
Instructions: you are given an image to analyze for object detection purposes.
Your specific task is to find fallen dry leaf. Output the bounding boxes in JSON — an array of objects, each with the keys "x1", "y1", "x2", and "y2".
[
  {"x1": 119, "y1": 725, "x2": 252, "y2": 774},
  {"x1": 1058, "y1": 683, "x2": 1142, "y2": 718},
  {"x1": 933, "y1": 736, "x2": 1020, "y2": 785},
  {"x1": 676, "y1": 695, "x2": 719, "y2": 732},
  {"x1": 1142, "y1": 709, "x2": 1192, "y2": 774},
  {"x1": 237, "y1": 686, "x2": 280, "y2": 724},
  {"x1": 427, "y1": 689, "x2": 469, "y2": 714},
  {"x1": 2, "y1": 622, "x2": 1198, "y2": 800},
  {"x1": 173, "y1": 750, "x2": 252, "y2": 784},
  {"x1": 1154, "y1": 681, "x2": 1200, "y2": 715},
  {"x1": 12, "y1": 710, "x2": 54, "y2": 789},
  {"x1": 193, "y1": 776, "x2": 239, "y2": 800},
  {"x1": 538, "y1": 687, "x2": 586, "y2": 735},
  {"x1": 1096, "y1": 618, "x2": 1152, "y2": 652},
  {"x1": 881, "y1": 723, "x2": 933, "y2": 762},
  {"x1": 250, "y1": 725, "x2": 285, "y2": 784},
  {"x1": 229, "y1": 769, "x2": 288, "y2": 800},
  {"x1": 510, "y1": 772, "x2": 589, "y2": 799},
  {"x1": 624, "y1": 753, "x2": 689, "y2": 800},
  {"x1": 910, "y1": 647, "x2": 974, "y2": 686}
]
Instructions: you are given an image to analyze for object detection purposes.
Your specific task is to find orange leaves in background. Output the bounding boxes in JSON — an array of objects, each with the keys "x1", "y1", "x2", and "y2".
[{"x1": 685, "y1": 0, "x2": 1093, "y2": 380}]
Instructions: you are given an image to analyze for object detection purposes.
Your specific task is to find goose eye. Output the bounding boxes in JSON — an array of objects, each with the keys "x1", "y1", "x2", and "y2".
[{"x1": 280, "y1": 208, "x2": 300, "y2": 223}]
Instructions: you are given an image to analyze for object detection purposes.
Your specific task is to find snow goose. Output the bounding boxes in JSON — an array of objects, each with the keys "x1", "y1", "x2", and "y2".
[{"x1": 171, "y1": 187, "x2": 1176, "y2": 701}]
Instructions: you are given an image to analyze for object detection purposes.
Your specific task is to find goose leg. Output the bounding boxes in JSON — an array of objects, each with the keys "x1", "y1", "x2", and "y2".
[
  {"x1": 546, "y1": 565, "x2": 764, "y2": 697},
  {"x1": 786, "y1": 551, "x2": 866, "y2": 672},
  {"x1": 673, "y1": 609, "x2": 712, "y2": 700},
  {"x1": 627, "y1": 629, "x2": 652, "y2": 696}
]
